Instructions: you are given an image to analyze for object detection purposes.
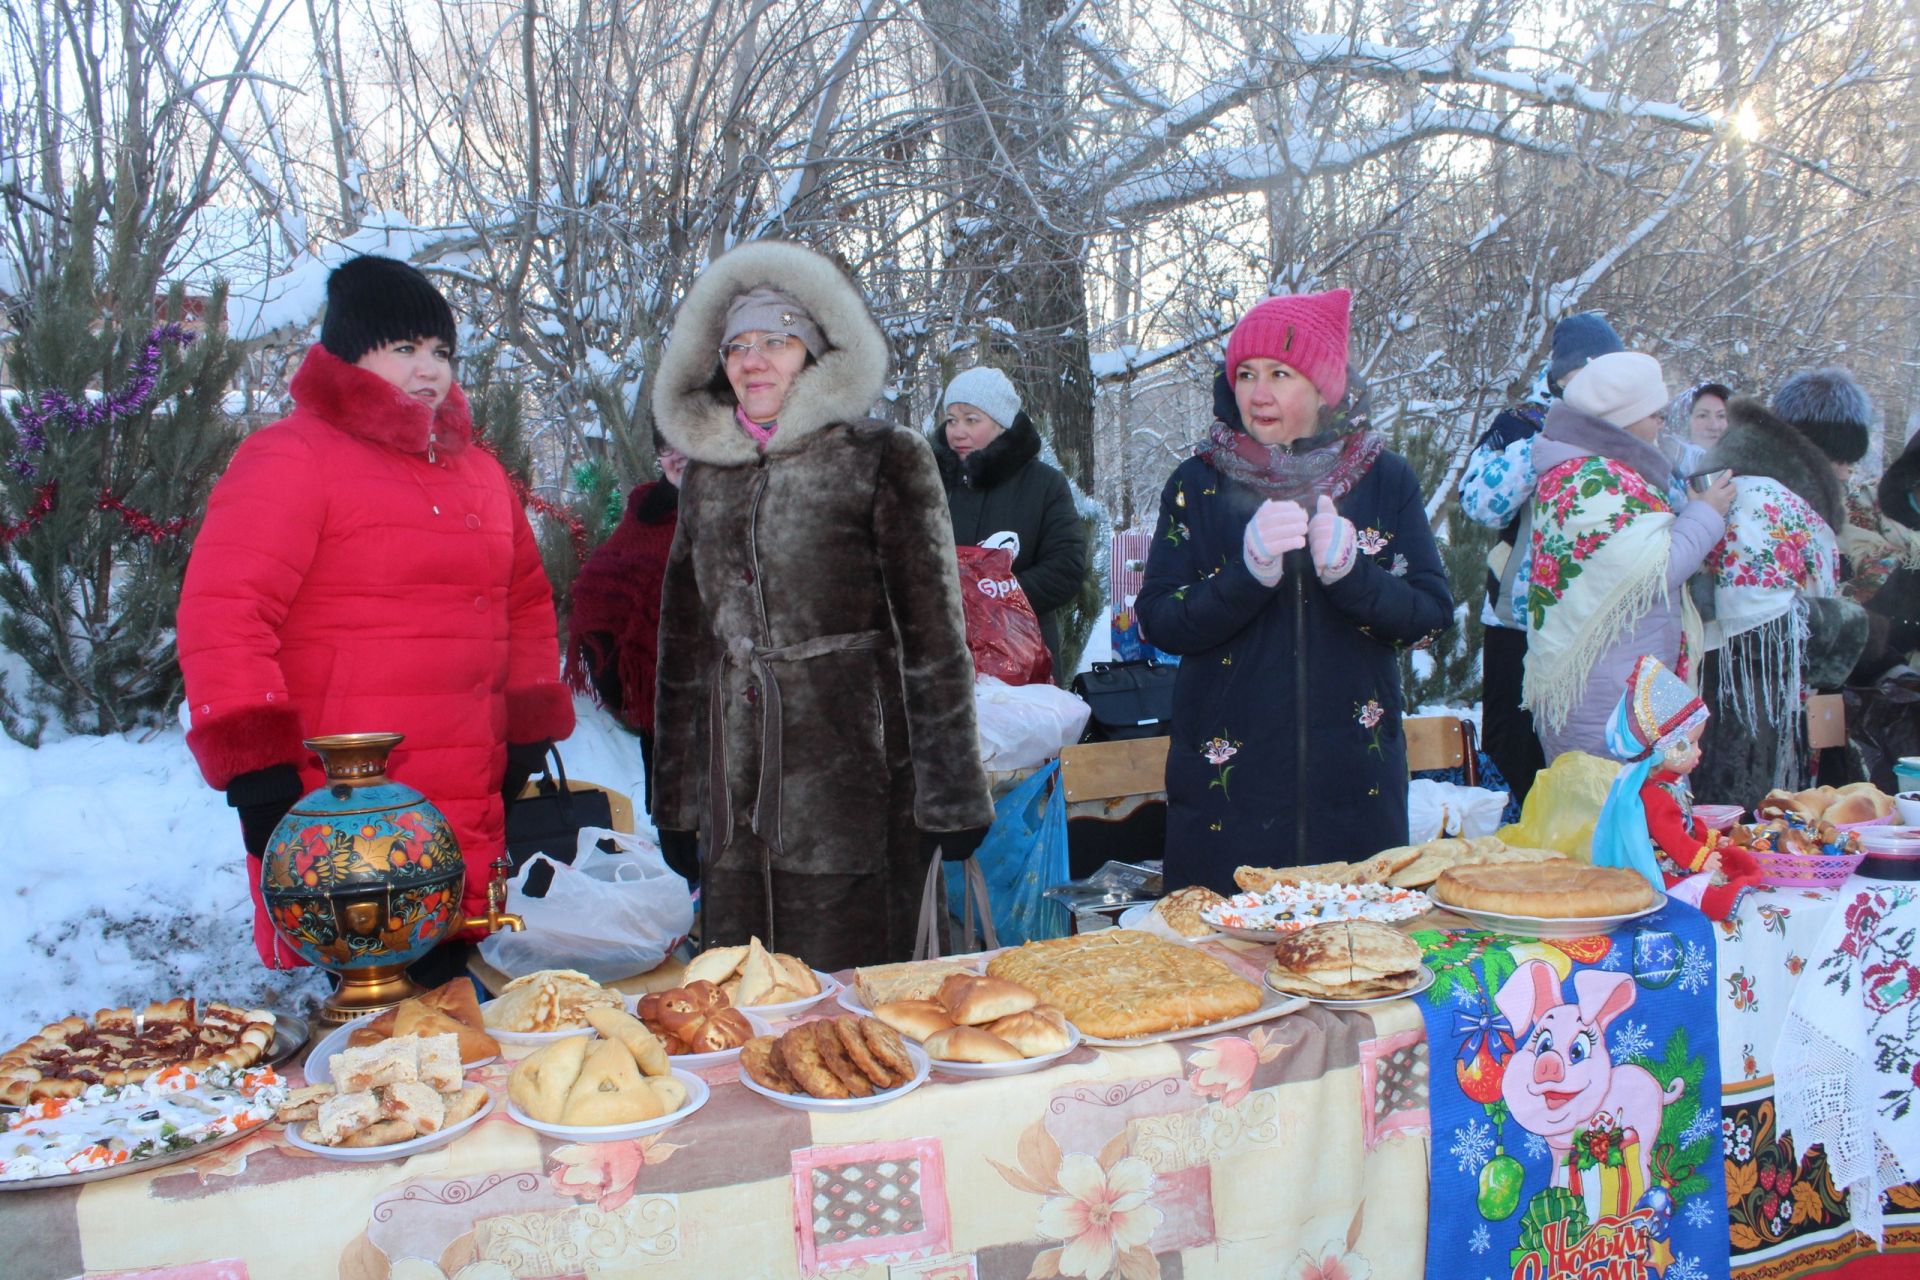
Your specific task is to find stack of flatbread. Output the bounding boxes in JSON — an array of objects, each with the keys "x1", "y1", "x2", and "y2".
[
  {"x1": 482, "y1": 969, "x2": 623, "y2": 1034},
  {"x1": 1235, "y1": 836, "x2": 1564, "y2": 894},
  {"x1": 1264, "y1": 921, "x2": 1423, "y2": 1001}
]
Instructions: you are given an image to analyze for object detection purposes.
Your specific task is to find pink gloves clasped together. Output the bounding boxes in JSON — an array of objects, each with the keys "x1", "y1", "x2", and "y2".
[{"x1": 1243, "y1": 495, "x2": 1356, "y2": 587}]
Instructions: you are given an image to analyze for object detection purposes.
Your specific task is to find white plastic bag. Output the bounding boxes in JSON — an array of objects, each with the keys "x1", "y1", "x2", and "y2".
[
  {"x1": 974, "y1": 676, "x2": 1092, "y2": 772},
  {"x1": 1407, "y1": 779, "x2": 1511, "y2": 844},
  {"x1": 477, "y1": 828, "x2": 694, "y2": 983}
]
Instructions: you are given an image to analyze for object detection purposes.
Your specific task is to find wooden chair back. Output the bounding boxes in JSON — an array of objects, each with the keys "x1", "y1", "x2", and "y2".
[{"x1": 1403, "y1": 715, "x2": 1480, "y2": 786}]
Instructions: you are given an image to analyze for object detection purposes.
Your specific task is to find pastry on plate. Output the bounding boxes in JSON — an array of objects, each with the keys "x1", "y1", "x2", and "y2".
[
  {"x1": 987, "y1": 930, "x2": 1260, "y2": 1039},
  {"x1": 1150, "y1": 887, "x2": 1225, "y2": 938},
  {"x1": 1265, "y1": 921, "x2": 1423, "y2": 1000},
  {"x1": 852, "y1": 958, "x2": 979, "y2": 1007},
  {"x1": 1435, "y1": 861, "x2": 1656, "y2": 918},
  {"x1": 507, "y1": 1036, "x2": 589, "y2": 1123},
  {"x1": 485, "y1": 970, "x2": 622, "y2": 1034}
]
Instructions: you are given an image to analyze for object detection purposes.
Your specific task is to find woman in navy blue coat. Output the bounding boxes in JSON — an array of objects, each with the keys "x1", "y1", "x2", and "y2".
[{"x1": 1137, "y1": 290, "x2": 1452, "y2": 891}]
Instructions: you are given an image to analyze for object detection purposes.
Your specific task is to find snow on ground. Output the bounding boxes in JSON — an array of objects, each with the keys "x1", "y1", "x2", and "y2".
[{"x1": 1, "y1": 695, "x2": 645, "y2": 1048}]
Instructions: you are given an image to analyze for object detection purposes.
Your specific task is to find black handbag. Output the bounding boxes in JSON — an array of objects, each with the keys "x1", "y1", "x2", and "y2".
[
  {"x1": 1070, "y1": 659, "x2": 1178, "y2": 742},
  {"x1": 504, "y1": 746, "x2": 615, "y2": 872}
]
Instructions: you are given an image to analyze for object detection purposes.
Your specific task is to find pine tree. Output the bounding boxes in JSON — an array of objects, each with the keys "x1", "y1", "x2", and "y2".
[
  {"x1": 0, "y1": 190, "x2": 243, "y2": 742},
  {"x1": 1389, "y1": 413, "x2": 1490, "y2": 712}
]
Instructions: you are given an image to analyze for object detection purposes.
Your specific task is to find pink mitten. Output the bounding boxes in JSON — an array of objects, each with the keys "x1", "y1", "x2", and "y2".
[
  {"x1": 1308, "y1": 495, "x2": 1356, "y2": 583},
  {"x1": 1243, "y1": 500, "x2": 1309, "y2": 586}
]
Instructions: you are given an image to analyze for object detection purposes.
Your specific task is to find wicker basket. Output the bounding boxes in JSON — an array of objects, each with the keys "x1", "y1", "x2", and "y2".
[{"x1": 1749, "y1": 846, "x2": 1865, "y2": 889}]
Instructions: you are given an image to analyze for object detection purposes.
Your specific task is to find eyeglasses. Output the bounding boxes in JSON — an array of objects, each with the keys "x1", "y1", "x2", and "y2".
[{"x1": 720, "y1": 333, "x2": 801, "y2": 361}]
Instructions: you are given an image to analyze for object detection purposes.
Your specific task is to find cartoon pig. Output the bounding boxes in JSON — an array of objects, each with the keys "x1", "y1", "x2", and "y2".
[{"x1": 1494, "y1": 959, "x2": 1685, "y2": 1191}]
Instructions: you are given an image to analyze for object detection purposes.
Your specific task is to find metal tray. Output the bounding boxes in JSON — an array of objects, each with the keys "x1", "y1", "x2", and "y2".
[
  {"x1": 264, "y1": 1011, "x2": 310, "y2": 1069},
  {"x1": 0, "y1": 1121, "x2": 259, "y2": 1191}
]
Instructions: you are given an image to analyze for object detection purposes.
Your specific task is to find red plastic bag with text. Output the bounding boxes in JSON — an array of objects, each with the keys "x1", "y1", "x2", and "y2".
[{"x1": 955, "y1": 544, "x2": 1052, "y2": 686}]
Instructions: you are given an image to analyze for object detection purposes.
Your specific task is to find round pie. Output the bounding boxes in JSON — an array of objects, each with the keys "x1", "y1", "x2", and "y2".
[
  {"x1": 1434, "y1": 861, "x2": 1656, "y2": 918},
  {"x1": 0, "y1": 1001, "x2": 277, "y2": 1106}
]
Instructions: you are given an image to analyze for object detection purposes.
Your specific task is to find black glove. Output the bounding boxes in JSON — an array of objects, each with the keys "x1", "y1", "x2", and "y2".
[
  {"x1": 657, "y1": 829, "x2": 701, "y2": 884},
  {"x1": 227, "y1": 764, "x2": 303, "y2": 857},
  {"x1": 502, "y1": 740, "x2": 551, "y2": 810},
  {"x1": 921, "y1": 827, "x2": 990, "y2": 863}
]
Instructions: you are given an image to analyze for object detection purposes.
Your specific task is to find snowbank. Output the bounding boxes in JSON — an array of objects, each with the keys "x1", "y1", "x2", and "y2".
[{"x1": 1, "y1": 696, "x2": 646, "y2": 1048}]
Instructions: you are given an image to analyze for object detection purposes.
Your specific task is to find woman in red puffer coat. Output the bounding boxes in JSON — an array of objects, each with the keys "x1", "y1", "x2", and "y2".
[{"x1": 177, "y1": 256, "x2": 574, "y2": 969}]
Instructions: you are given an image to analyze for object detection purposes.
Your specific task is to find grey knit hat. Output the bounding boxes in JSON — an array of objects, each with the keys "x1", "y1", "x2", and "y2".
[
  {"x1": 1772, "y1": 367, "x2": 1873, "y2": 464},
  {"x1": 943, "y1": 367, "x2": 1022, "y2": 429}
]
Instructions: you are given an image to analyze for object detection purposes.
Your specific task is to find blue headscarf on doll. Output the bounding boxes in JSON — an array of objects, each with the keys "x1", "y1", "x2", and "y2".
[{"x1": 1592, "y1": 655, "x2": 1710, "y2": 889}]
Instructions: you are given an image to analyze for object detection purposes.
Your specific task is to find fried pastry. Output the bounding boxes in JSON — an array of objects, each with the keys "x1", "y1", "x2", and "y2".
[
  {"x1": 831, "y1": 1016, "x2": 898, "y2": 1089},
  {"x1": 741, "y1": 1035, "x2": 800, "y2": 1094},
  {"x1": 806, "y1": 1018, "x2": 874, "y2": 1097},
  {"x1": 870, "y1": 1000, "x2": 953, "y2": 1043},
  {"x1": 856, "y1": 1018, "x2": 916, "y2": 1084},
  {"x1": 585, "y1": 1006, "x2": 672, "y2": 1076},
  {"x1": 775, "y1": 1024, "x2": 852, "y2": 1099},
  {"x1": 924, "y1": 1025, "x2": 1022, "y2": 1063}
]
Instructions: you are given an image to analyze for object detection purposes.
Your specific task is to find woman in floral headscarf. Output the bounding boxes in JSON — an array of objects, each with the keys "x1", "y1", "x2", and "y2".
[{"x1": 1137, "y1": 289, "x2": 1452, "y2": 892}]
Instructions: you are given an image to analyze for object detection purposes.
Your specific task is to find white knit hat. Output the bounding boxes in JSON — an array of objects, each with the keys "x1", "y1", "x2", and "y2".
[
  {"x1": 1562, "y1": 351, "x2": 1670, "y2": 430},
  {"x1": 943, "y1": 367, "x2": 1021, "y2": 430}
]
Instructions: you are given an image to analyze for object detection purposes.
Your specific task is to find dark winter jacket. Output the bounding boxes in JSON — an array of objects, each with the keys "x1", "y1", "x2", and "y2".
[
  {"x1": 932, "y1": 413, "x2": 1087, "y2": 675},
  {"x1": 178, "y1": 344, "x2": 575, "y2": 967},
  {"x1": 1136, "y1": 381, "x2": 1453, "y2": 893},
  {"x1": 651, "y1": 241, "x2": 993, "y2": 969},
  {"x1": 566, "y1": 480, "x2": 678, "y2": 733}
]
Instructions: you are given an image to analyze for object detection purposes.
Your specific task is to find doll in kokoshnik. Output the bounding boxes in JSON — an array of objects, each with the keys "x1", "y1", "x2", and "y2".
[{"x1": 1591, "y1": 654, "x2": 1764, "y2": 921}]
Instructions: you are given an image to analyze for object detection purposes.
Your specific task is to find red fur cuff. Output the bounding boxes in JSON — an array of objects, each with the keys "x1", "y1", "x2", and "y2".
[
  {"x1": 186, "y1": 704, "x2": 308, "y2": 790},
  {"x1": 507, "y1": 682, "x2": 575, "y2": 743}
]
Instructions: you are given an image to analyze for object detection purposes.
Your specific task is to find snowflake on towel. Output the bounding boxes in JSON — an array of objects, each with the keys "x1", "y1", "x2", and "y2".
[
  {"x1": 1677, "y1": 940, "x2": 1713, "y2": 995},
  {"x1": 1451, "y1": 1117, "x2": 1494, "y2": 1174}
]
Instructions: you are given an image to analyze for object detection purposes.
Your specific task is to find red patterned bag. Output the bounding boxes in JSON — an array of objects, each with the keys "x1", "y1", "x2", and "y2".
[{"x1": 955, "y1": 545, "x2": 1052, "y2": 686}]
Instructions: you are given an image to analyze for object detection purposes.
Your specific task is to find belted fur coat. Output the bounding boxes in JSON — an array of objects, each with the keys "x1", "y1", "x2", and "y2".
[{"x1": 651, "y1": 241, "x2": 993, "y2": 969}]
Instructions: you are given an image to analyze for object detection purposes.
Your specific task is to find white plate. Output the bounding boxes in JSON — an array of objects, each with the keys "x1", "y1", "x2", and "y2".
[
  {"x1": 505, "y1": 1069, "x2": 709, "y2": 1139},
  {"x1": 480, "y1": 994, "x2": 635, "y2": 1045},
  {"x1": 1075, "y1": 987, "x2": 1310, "y2": 1048},
  {"x1": 1263, "y1": 964, "x2": 1436, "y2": 1008},
  {"x1": 305, "y1": 1014, "x2": 497, "y2": 1085},
  {"x1": 738, "y1": 1042, "x2": 930, "y2": 1111},
  {"x1": 927, "y1": 1024, "x2": 1083, "y2": 1079},
  {"x1": 667, "y1": 1012, "x2": 773, "y2": 1068},
  {"x1": 1429, "y1": 891, "x2": 1668, "y2": 939},
  {"x1": 283, "y1": 1093, "x2": 494, "y2": 1162},
  {"x1": 738, "y1": 970, "x2": 842, "y2": 1020}
]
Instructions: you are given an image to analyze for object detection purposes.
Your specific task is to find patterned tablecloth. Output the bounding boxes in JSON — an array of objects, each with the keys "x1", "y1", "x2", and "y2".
[
  {"x1": 1711, "y1": 880, "x2": 1920, "y2": 1278},
  {"x1": 0, "y1": 943, "x2": 1432, "y2": 1280}
]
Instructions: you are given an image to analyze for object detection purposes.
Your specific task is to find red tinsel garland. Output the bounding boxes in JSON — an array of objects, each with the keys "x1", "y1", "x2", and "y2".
[
  {"x1": 97, "y1": 489, "x2": 192, "y2": 542},
  {"x1": 0, "y1": 482, "x2": 59, "y2": 547},
  {"x1": 471, "y1": 439, "x2": 589, "y2": 565},
  {"x1": 0, "y1": 481, "x2": 190, "y2": 548}
]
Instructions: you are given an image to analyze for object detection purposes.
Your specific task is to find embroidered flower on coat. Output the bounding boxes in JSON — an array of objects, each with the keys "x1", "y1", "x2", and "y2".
[
  {"x1": 1390, "y1": 553, "x2": 1408, "y2": 577},
  {"x1": 1356, "y1": 527, "x2": 1389, "y2": 556},
  {"x1": 1357, "y1": 700, "x2": 1384, "y2": 729},
  {"x1": 1202, "y1": 737, "x2": 1238, "y2": 766}
]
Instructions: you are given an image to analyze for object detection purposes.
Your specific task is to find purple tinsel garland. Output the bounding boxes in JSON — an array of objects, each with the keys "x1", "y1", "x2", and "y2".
[{"x1": 7, "y1": 323, "x2": 196, "y2": 479}]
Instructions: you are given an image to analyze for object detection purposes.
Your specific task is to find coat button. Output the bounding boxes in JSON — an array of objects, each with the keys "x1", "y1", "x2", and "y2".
[
  {"x1": 465, "y1": 513, "x2": 480, "y2": 530},
  {"x1": 744, "y1": 683, "x2": 759, "y2": 706},
  {"x1": 743, "y1": 567, "x2": 755, "y2": 585},
  {"x1": 473, "y1": 595, "x2": 486, "y2": 612}
]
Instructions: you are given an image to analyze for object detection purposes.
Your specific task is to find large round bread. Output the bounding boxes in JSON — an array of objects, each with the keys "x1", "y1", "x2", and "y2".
[{"x1": 1436, "y1": 861, "x2": 1655, "y2": 918}]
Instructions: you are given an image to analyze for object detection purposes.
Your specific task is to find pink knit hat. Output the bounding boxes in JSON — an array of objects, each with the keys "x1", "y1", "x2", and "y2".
[{"x1": 1225, "y1": 288, "x2": 1352, "y2": 407}]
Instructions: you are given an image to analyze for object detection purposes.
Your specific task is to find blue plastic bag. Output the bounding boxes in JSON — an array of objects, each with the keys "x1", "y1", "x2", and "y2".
[{"x1": 945, "y1": 760, "x2": 1070, "y2": 946}]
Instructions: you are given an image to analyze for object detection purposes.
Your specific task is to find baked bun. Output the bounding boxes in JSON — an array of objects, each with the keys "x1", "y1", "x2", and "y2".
[
  {"x1": 507, "y1": 1035, "x2": 589, "y2": 1123},
  {"x1": 1836, "y1": 782, "x2": 1896, "y2": 818},
  {"x1": 937, "y1": 975, "x2": 1038, "y2": 1025},
  {"x1": 986, "y1": 1006, "x2": 1072, "y2": 1056},
  {"x1": 1436, "y1": 861, "x2": 1655, "y2": 917},
  {"x1": 561, "y1": 1039, "x2": 663, "y2": 1126},
  {"x1": 1823, "y1": 792, "x2": 1880, "y2": 825},
  {"x1": 924, "y1": 1025, "x2": 1024, "y2": 1063},
  {"x1": 585, "y1": 1006, "x2": 672, "y2": 1077},
  {"x1": 870, "y1": 1000, "x2": 954, "y2": 1043},
  {"x1": 1151, "y1": 887, "x2": 1225, "y2": 938}
]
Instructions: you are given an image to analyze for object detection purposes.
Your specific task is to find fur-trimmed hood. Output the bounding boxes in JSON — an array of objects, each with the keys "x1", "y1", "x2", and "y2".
[
  {"x1": 288, "y1": 343, "x2": 472, "y2": 456},
  {"x1": 652, "y1": 241, "x2": 889, "y2": 466},
  {"x1": 931, "y1": 411, "x2": 1042, "y2": 491},
  {"x1": 1704, "y1": 397, "x2": 1845, "y2": 530}
]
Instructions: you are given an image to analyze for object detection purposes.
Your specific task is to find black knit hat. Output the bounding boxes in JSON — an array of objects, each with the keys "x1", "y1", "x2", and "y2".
[
  {"x1": 1771, "y1": 366, "x2": 1872, "y2": 465},
  {"x1": 320, "y1": 255, "x2": 457, "y2": 364}
]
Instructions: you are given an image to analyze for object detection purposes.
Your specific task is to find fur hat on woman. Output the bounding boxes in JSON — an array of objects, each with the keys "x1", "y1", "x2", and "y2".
[
  {"x1": 1561, "y1": 352, "x2": 1670, "y2": 430},
  {"x1": 319, "y1": 255, "x2": 457, "y2": 364},
  {"x1": 1224, "y1": 288, "x2": 1351, "y2": 407},
  {"x1": 1771, "y1": 367, "x2": 1873, "y2": 465},
  {"x1": 943, "y1": 367, "x2": 1022, "y2": 429}
]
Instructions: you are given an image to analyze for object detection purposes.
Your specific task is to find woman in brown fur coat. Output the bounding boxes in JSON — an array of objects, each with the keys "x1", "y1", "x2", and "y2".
[{"x1": 650, "y1": 241, "x2": 994, "y2": 969}]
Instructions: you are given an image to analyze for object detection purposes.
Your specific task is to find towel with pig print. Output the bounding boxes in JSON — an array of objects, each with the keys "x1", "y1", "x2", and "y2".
[{"x1": 1411, "y1": 904, "x2": 1731, "y2": 1280}]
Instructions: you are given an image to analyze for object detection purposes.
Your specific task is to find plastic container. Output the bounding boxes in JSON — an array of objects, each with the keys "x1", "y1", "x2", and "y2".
[
  {"x1": 1897, "y1": 792, "x2": 1920, "y2": 826},
  {"x1": 1858, "y1": 826, "x2": 1920, "y2": 882},
  {"x1": 1893, "y1": 757, "x2": 1920, "y2": 793},
  {"x1": 1694, "y1": 804, "x2": 1745, "y2": 831},
  {"x1": 1749, "y1": 845, "x2": 1866, "y2": 889}
]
